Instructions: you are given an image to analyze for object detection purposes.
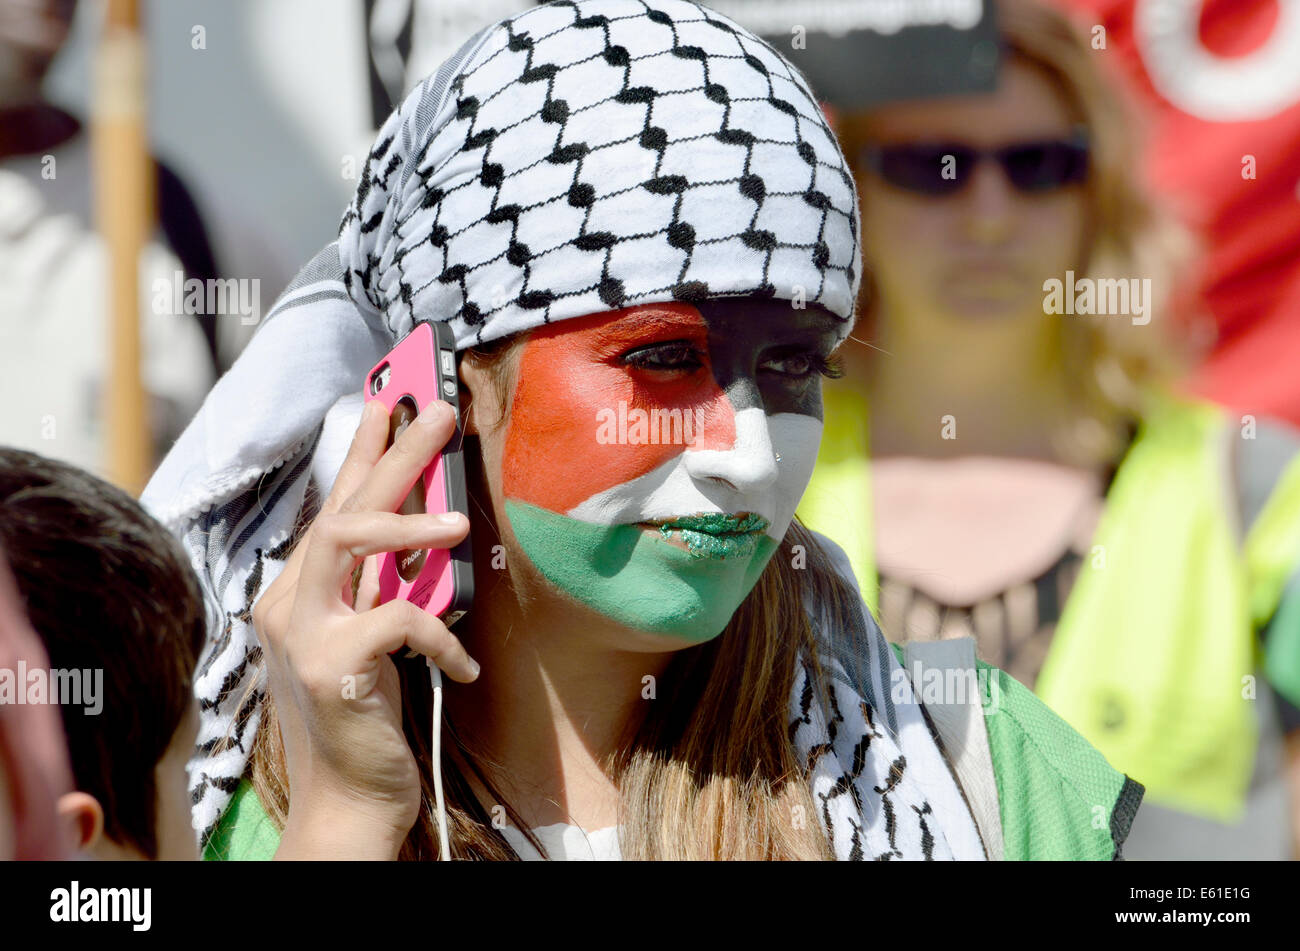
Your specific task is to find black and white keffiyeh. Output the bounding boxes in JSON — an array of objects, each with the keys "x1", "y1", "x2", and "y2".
[
  {"x1": 141, "y1": 0, "x2": 985, "y2": 860},
  {"x1": 339, "y1": 0, "x2": 861, "y2": 348}
]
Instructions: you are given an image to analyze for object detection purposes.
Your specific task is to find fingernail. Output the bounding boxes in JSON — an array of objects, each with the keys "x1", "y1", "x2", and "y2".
[
  {"x1": 433, "y1": 512, "x2": 462, "y2": 526},
  {"x1": 360, "y1": 400, "x2": 379, "y2": 424},
  {"x1": 418, "y1": 400, "x2": 450, "y2": 426},
  {"x1": 467, "y1": 658, "x2": 481, "y2": 678}
]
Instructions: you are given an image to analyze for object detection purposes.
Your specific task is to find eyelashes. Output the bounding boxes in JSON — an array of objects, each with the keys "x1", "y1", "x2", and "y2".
[
  {"x1": 764, "y1": 350, "x2": 843, "y2": 380},
  {"x1": 619, "y1": 342, "x2": 842, "y2": 381},
  {"x1": 620, "y1": 340, "x2": 704, "y2": 372}
]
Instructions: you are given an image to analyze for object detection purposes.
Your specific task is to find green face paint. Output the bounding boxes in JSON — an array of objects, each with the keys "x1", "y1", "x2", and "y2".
[{"x1": 505, "y1": 499, "x2": 779, "y2": 642}]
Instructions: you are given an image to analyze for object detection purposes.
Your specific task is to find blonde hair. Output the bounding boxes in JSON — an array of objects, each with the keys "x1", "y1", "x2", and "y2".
[
  {"x1": 842, "y1": 0, "x2": 1198, "y2": 467},
  {"x1": 244, "y1": 333, "x2": 870, "y2": 860}
]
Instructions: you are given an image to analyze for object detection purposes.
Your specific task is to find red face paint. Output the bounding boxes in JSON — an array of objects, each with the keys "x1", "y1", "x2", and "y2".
[{"x1": 503, "y1": 303, "x2": 738, "y2": 514}]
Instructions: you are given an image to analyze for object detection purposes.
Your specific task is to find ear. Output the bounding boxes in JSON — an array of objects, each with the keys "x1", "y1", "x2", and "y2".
[
  {"x1": 57, "y1": 791, "x2": 105, "y2": 851},
  {"x1": 458, "y1": 379, "x2": 478, "y2": 436},
  {"x1": 458, "y1": 357, "x2": 486, "y2": 438}
]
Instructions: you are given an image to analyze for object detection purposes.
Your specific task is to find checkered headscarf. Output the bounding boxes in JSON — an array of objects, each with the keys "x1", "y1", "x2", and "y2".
[{"x1": 339, "y1": 0, "x2": 861, "y2": 349}]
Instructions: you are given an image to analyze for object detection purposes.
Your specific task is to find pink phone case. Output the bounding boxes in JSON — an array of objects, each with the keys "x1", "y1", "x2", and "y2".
[{"x1": 363, "y1": 321, "x2": 472, "y2": 626}]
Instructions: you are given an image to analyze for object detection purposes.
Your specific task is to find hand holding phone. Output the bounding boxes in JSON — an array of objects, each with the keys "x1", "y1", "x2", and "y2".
[{"x1": 250, "y1": 397, "x2": 478, "y2": 858}]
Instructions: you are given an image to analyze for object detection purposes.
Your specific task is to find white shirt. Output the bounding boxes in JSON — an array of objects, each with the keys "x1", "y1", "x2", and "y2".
[
  {"x1": 0, "y1": 144, "x2": 213, "y2": 481},
  {"x1": 500, "y1": 822, "x2": 622, "y2": 861}
]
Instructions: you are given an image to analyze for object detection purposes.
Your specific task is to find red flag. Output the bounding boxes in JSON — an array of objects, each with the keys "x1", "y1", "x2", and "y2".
[{"x1": 1050, "y1": 0, "x2": 1300, "y2": 426}]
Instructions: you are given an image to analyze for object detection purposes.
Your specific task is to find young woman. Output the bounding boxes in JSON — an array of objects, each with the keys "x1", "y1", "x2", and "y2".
[
  {"x1": 799, "y1": 0, "x2": 1300, "y2": 858},
  {"x1": 143, "y1": 0, "x2": 1139, "y2": 861}
]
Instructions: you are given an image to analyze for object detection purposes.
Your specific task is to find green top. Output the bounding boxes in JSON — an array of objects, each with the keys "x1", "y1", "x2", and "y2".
[
  {"x1": 203, "y1": 775, "x2": 282, "y2": 862},
  {"x1": 205, "y1": 651, "x2": 1140, "y2": 861},
  {"x1": 972, "y1": 654, "x2": 1141, "y2": 860}
]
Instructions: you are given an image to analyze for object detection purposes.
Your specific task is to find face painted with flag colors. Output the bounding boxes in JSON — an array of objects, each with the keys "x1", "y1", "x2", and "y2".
[{"x1": 498, "y1": 299, "x2": 842, "y2": 642}]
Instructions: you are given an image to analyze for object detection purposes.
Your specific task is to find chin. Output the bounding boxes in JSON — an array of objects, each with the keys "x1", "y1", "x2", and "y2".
[
  {"x1": 569, "y1": 539, "x2": 775, "y2": 644},
  {"x1": 938, "y1": 293, "x2": 1035, "y2": 322},
  {"x1": 608, "y1": 623, "x2": 730, "y2": 654}
]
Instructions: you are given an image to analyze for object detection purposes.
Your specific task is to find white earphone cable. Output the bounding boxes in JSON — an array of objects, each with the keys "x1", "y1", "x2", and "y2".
[{"x1": 427, "y1": 657, "x2": 451, "y2": 861}]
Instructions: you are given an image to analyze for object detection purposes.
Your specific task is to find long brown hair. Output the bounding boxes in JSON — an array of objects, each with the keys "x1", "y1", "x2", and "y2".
[{"x1": 244, "y1": 332, "x2": 869, "y2": 860}]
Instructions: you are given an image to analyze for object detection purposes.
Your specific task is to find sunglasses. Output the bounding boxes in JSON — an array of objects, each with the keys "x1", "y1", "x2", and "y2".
[{"x1": 859, "y1": 132, "x2": 1090, "y2": 196}]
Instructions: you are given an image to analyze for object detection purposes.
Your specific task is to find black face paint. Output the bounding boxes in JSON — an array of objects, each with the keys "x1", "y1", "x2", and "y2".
[{"x1": 694, "y1": 298, "x2": 844, "y2": 422}]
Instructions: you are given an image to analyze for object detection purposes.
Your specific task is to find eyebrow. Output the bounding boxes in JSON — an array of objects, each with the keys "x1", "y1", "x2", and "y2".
[
  {"x1": 787, "y1": 303, "x2": 843, "y2": 332},
  {"x1": 589, "y1": 306, "x2": 708, "y2": 347},
  {"x1": 695, "y1": 296, "x2": 843, "y2": 330}
]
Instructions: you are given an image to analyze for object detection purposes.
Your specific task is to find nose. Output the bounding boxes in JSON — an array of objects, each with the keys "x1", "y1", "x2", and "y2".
[
  {"x1": 682, "y1": 405, "x2": 780, "y2": 495},
  {"x1": 961, "y1": 155, "x2": 1015, "y2": 244}
]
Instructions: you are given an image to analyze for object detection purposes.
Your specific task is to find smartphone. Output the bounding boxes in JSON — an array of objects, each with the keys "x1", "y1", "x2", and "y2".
[{"x1": 363, "y1": 320, "x2": 473, "y2": 628}]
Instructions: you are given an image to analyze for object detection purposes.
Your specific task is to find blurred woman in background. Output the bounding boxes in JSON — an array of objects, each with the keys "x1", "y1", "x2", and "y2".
[{"x1": 799, "y1": 0, "x2": 1300, "y2": 859}]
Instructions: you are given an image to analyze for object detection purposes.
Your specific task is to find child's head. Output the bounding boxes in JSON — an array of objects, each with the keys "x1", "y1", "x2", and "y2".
[{"x1": 0, "y1": 448, "x2": 204, "y2": 860}]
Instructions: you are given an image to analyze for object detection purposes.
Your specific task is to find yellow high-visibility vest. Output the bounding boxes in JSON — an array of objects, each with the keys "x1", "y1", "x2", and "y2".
[{"x1": 798, "y1": 382, "x2": 1300, "y2": 821}]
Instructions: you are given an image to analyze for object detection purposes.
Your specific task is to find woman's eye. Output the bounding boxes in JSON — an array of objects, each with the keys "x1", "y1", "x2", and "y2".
[
  {"x1": 620, "y1": 342, "x2": 705, "y2": 372},
  {"x1": 760, "y1": 351, "x2": 842, "y2": 380}
]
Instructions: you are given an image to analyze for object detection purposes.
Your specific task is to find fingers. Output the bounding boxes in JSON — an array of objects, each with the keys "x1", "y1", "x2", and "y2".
[
  {"x1": 337, "y1": 400, "x2": 458, "y2": 518},
  {"x1": 300, "y1": 509, "x2": 469, "y2": 610},
  {"x1": 254, "y1": 399, "x2": 463, "y2": 660},
  {"x1": 262, "y1": 401, "x2": 391, "y2": 613},
  {"x1": 319, "y1": 400, "x2": 391, "y2": 517},
  {"x1": 349, "y1": 599, "x2": 480, "y2": 683}
]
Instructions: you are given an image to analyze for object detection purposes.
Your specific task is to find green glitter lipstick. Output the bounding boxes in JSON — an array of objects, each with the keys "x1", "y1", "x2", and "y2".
[{"x1": 644, "y1": 512, "x2": 771, "y2": 559}]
